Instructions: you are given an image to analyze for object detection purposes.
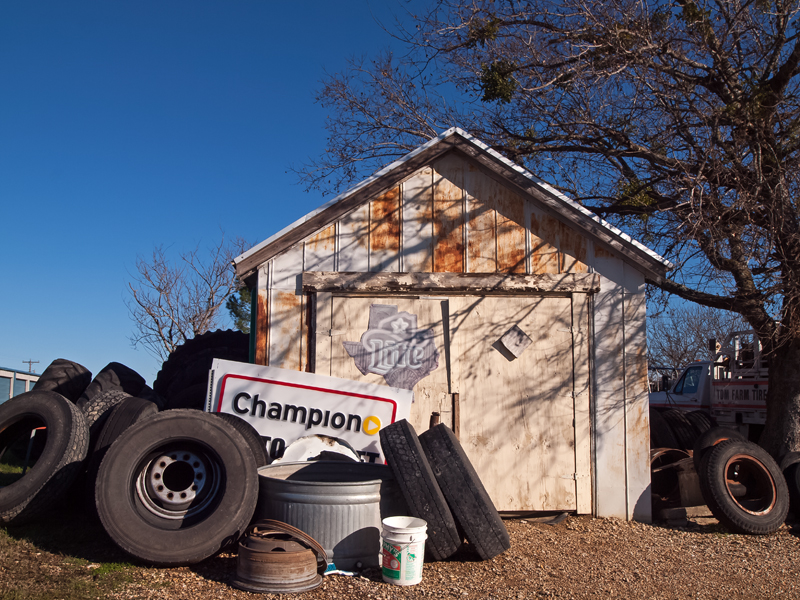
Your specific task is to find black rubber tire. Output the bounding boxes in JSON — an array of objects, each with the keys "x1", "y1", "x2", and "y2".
[
  {"x1": 154, "y1": 330, "x2": 249, "y2": 411},
  {"x1": 686, "y1": 410, "x2": 716, "y2": 435},
  {"x1": 79, "y1": 390, "x2": 134, "y2": 443},
  {"x1": 661, "y1": 409, "x2": 699, "y2": 451},
  {"x1": 84, "y1": 396, "x2": 160, "y2": 509},
  {"x1": 779, "y1": 451, "x2": 800, "y2": 473},
  {"x1": 419, "y1": 424, "x2": 510, "y2": 560},
  {"x1": 135, "y1": 385, "x2": 166, "y2": 411},
  {"x1": 95, "y1": 409, "x2": 259, "y2": 566},
  {"x1": 77, "y1": 362, "x2": 146, "y2": 406},
  {"x1": 693, "y1": 426, "x2": 747, "y2": 472},
  {"x1": 783, "y1": 461, "x2": 800, "y2": 517},
  {"x1": 32, "y1": 359, "x2": 92, "y2": 402},
  {"x1": 698, "y1": 439, "x2": 789, "y2": 535},
  {"x1": 379, "y1": 420, "x2": 462, "y2": 561},
  {"x1": 649, "y1": 408, "x2": 679, "y2": 449},
  {"x1": 0, "y1": 391, "x2": 90, "y2": 525},
  {"x1": 212, "y1": 412, "x2": 269, "y2": 468}
]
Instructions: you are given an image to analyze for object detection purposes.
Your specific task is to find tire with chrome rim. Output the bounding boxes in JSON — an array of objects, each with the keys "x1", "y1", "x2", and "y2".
[{"x1": 95, "y1": 409, "x2": 258, "y2": 565}]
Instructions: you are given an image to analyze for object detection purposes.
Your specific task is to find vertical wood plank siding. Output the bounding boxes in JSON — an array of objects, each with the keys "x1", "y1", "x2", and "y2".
[
  {"x1": 369, "y1": 186, "x2": 401, "y2": 272},
  {"x1": 402, "y1": 169, "x2": 434, "y2": 271},
  {"x1": 432, "y1": 154, "x2": 465, "y2": 273}
]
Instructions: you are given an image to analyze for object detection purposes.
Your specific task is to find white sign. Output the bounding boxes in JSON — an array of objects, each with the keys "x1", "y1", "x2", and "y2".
[{"x1": 206, "y1": 359, "x2": 413, "y2": 463}]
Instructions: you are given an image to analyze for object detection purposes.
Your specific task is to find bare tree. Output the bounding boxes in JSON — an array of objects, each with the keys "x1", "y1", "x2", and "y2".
[
  {"x1": 300, "y1": 0, "x2": 800, "y2": 457},
  {"x1": 648, "y1": 302, "x2": 749, "y2": 368},
  {"x1": 126, "y1": 235, "x2": 249, "y2": 362}
]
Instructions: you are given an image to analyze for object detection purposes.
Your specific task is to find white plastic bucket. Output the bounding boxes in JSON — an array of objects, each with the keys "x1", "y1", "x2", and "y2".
[{"x1": 381, "y1": 516, "x2": 427, "y2": 586}]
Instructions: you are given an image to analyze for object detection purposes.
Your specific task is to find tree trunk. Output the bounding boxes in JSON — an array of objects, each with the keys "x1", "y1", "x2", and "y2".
[{"x1": 761, "y1": 338, "x2": 800, "y2": 459}]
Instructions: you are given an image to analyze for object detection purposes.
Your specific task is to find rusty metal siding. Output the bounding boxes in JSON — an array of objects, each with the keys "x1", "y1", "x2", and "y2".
[
  {"x1": 495, "y1": 188, "x2": 527, "y2": 273},
  {"x1": 369, "y1": 186, "x2": 401, "y2": 273},
  {"x1": 305, "y1": 224, "x2": 336, "y2": 272},
  {"x1": 558, "y1": 220, "x2": 589, "y2": 273},
  {"x1": 402, "y1": 169, "x2": 434, "y2": 272},
  {"x1": 464, "y1": 163, "x2": 498, "y2": 273},
  {"x1": 432, "y1": 155, "x2": 465, "y2": 273}
]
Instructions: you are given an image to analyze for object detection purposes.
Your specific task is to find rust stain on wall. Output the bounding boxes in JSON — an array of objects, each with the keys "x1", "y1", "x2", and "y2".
[
  {"x1": 370, "y1": 187, "x2": 401, "y2": 253},
  {"x1": 306, "y1": 224, "x2": 336, "y2": 255},
  {"x1": 433, "y1": 156, "x2": 465, "y2": 273},
  {"x1": 272, "y1": 290, "x2": 302, "y2": 371},
  {"x1": 558, "y1": 221, "x2": 589, "y2": 273},
  {"x1": 255, "y1": 288, "x2": 269, "y2": 365},
  {"x1": 529, "y1": 211, "x2": 560, "y2": 274},
  {"x1": 496, "y1": 190, "x2": 526, "y2": 273},
  {"x1": 465, "y1": 165, "x2": 497, "y2": 272}
]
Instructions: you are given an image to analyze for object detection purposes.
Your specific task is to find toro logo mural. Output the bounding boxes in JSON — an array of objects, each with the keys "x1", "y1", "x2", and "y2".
[{"x1": 342, "y1": 304, "x2": 440, "y2": 389}]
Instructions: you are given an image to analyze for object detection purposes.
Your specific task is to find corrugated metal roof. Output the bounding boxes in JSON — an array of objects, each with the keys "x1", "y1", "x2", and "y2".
[{"x1": 235, "y1": 127, "x2": 672, "y2": 281}]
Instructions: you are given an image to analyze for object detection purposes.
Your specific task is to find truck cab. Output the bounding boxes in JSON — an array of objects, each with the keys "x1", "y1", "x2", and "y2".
[{"x1": 649, "y1": 361, "x2": 713, "y2": 411}]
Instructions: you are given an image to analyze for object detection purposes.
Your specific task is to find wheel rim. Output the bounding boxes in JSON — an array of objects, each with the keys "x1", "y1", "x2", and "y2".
[
  {"x1": 724, "y1": 453, "x2": 777, "y2": 515},
  {"x1": 135, "y1": 442, "x2": 223, "y2": 521}
]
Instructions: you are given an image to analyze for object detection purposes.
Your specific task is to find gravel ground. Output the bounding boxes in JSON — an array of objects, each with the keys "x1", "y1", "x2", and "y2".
[{"x1": 18, "y1": 513, "x2": 790, "y2": 600}]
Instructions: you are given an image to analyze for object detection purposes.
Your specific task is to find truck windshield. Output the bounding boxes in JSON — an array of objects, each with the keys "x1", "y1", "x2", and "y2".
[{"x1": 674, "y1": 365, "x2": 703, "y2": 394}]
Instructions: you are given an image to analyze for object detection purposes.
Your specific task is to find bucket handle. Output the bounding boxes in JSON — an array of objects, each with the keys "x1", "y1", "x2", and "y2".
[{"x1": 245, "y1": 519, "x2": 328, "y2": 573}]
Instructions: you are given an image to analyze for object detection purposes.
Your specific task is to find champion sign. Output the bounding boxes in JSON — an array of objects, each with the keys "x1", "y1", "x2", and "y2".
[{"x1": 206, "y1": 359, "x2": 412, "y2": 463}]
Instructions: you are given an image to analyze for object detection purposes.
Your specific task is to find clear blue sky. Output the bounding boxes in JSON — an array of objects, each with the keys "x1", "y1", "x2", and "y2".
[{"x1": 0, "y1": 1, "x2": 423, "y2": 384}]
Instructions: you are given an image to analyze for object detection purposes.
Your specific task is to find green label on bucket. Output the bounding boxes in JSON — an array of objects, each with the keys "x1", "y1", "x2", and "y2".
[{"x1": 381, "y1": 541, "x2": 401, "y2": 579}]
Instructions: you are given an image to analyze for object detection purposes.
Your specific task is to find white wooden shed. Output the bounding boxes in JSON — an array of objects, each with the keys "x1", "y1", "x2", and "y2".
[{"x1": 234, "y1": 128, "x2": 670, "y2": 522}]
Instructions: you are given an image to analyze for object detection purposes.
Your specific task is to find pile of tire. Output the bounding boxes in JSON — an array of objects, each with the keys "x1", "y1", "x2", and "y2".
[
  {"x1": 379, "y1": 419, "x2": 511, "y2": 561},
  {"x1": 693, "y1": 427, "x2": 790, "y2": 535},
  {"x1": 0, "y1": 356, "x2": 268, "y2": 566},
  {"x1": 650, "y1": 407, "x2": 717, "y2": 451}
]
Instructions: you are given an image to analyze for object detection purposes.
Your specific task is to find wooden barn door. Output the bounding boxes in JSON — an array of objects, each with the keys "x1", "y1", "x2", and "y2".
[
  {"x1": 313, "y1": 292, "x2": 591, "y2": 513},
  {"x1": 447, "y1": 295, "x2": 590, "y2": 513}
]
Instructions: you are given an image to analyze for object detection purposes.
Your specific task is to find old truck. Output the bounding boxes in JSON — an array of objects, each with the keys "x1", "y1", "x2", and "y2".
[{"x1": 649, "y1": 330, "x2": 768, "y2": 441}]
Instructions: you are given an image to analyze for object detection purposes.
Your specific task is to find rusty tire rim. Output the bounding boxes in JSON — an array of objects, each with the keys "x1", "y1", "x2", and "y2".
[{"x1": 724, "y1": 453, "x2": 777, "y2": 516}]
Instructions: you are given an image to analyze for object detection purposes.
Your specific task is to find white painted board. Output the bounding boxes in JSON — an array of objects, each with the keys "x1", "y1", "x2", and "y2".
[{"x1": 206, "y1": 359, "x2": 413, "y2": 464}]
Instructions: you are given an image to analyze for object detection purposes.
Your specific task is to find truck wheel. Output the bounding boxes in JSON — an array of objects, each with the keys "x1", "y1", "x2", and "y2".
[
  {"x1": 661, "y1": 409, "x2": 698, "y2": 451},
  {"x1": 379, "y1": 420, "x2": 462, "y2": 561},
  {"x1": 0, "y1": 391, "x2": 90, "y2": 525},
  {"x1": 154, "y1": 330, "x2": 249, "y2": 411},
  {"x1": 649, "y1": 408, "x2": 679, "y2": 449},
  {"x1": 419, "y1": 424, "x2": 510, "y2": 560},
  {"x1": 95, "y1": 410, "x2": 258, "y2": 566},
  {"x1": 32, "y1": 359, "x2": 92, "y2": 403},
  {"x1": 693, "y1": 426, "x2": 746, "y2": 471},
  {"x1": 698, "y1": 439, "x2": 789, "y2": 535}
]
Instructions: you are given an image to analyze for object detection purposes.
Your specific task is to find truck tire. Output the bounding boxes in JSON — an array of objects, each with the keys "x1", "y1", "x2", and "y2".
[
  {"x1": 0, "y1": 391, "x2": 90, "y2": 525},
  {"x1": 84, "y1": 396, "x2": 160, "y2": 510},
  {"x1": 79, "y1": 390, "x2": 134, "y2": 445},
  {"x1": 32, "y1": 359, "x2": 92, "y2": 403},
  {"x1": 77, "y1": 363, "x2": 146, "y2": 406},
  {"x1": 419, "y1": 424, "x2": 510, "y2": 560},
  {"x1": 693, "y1": 426, "x2": 746, "y2": 471},
  {"x1": 779, "y1": 451, "x2": 800, "y2": 473},
  {"x1": 379, "y1": 420, "x2": 462, "y2": 561},
  {"x1": 95, "y1": 409, "x2": 258, "y2": 566},
  {"x1": 661, "y1": 409, "x2": 698, "y2": 451},
  {"x1": 154, "y1": 330, "x2": 249, "y2": 411},
  {"x1": 698, "y1": 439, "x2": 789, "y2": 535},
  {"x1": 782, "y1": 461, "x2": 800, "y2": 517},
  {"x1": 686, "y1": 410, "x2": 716, "y2": 435},
  {"x1": 649, "y1": 408, "x2": 679, "y2": 449},
  {"x1": 212, "y1": 412, "x2": 269, "y2": 468}
]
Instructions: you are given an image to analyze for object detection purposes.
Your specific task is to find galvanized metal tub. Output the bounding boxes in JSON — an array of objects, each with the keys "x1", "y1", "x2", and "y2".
[{"x1": 255, "y1": 462, "x2": 408, "y2": 570}]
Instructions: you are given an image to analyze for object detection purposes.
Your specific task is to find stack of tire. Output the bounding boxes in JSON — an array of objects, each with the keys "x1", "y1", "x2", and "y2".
[
  {"x1": 379, "y1": 419, "x2": 511, "y2": 561},
  {"x1": 650, "y1": 407, "x2": 717, "y2": 451},
  {"x1": 0, "y1": 338, "x2": 268, "y2": 566}
]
